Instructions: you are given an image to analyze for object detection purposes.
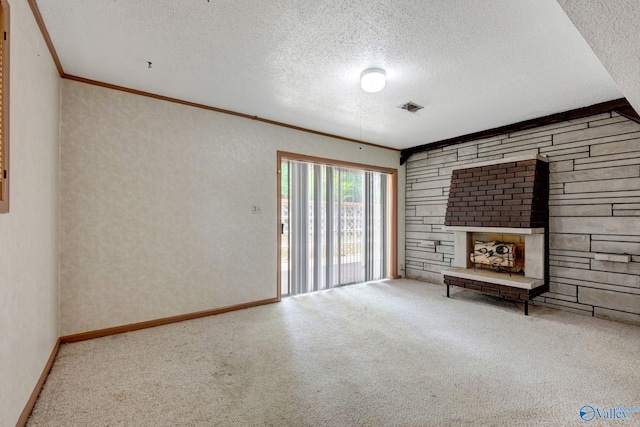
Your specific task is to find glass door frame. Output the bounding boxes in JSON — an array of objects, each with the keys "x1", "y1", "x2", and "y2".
[{"x1": 276, "y1": 151, "x2": 399, "y2": 300}]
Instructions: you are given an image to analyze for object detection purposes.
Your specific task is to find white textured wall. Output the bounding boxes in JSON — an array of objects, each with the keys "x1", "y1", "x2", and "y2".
[
  {"x1": 0, "y1": 1, "x2": 61, "y2": 426},
  {"x1": 59, "y1": 79, "x2": 404, "y2": 336}
]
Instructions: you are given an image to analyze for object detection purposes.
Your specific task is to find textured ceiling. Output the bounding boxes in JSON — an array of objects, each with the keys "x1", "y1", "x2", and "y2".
[
  {"x1": 557, "y1": 0, "x2": 640, "y2": 118},
  {"x1": 35, "y1": 0, "x2": 622, "y2": 150}
]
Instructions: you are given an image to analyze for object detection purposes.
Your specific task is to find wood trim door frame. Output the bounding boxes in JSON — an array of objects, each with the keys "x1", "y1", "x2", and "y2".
[
  {"x1": 277, "y1": 151, "x2": 399, "y2": 299},
  {"x1": 0, "y1": 0, "x2": 9, "y2": 213}
]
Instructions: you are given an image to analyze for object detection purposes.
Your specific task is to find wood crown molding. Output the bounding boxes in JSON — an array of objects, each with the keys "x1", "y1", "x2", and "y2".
[
  {"x1": 27, "y1": 1, "x2": 399, "y2": 153},
  {"x1": 400, "y1": 98, "x2": 639, "y2": 165},
  {"x1": 31, "y1": 0, "x2": 637, "y2": 162},
  {"x1": 614, "y1": 105, "x2": 640, "y2": 124},
  {"x1": 27, "y1": 0, "x2": 63, "y2": 76},
  {"x1": 62, "y1": 75, "x2": 398, "y2": 152}
]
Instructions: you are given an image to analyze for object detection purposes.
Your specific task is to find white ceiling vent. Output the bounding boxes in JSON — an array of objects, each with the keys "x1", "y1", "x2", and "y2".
[{"x1": 398, "y1": 102, "x2": 424, "y2": 113}]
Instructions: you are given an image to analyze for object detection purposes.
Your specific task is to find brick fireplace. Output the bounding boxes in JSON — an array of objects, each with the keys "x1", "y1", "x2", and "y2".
[{"x1": 441, "y1": 154, "x2": 550, "y2": 314}]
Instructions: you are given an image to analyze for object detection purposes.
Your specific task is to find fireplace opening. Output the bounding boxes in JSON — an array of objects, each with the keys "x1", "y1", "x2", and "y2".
[{"x1": 470, "y1": 233, "x2": 524, "y2": 275}]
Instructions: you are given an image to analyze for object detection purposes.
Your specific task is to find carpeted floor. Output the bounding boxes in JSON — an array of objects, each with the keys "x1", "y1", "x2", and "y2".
[{"x1": 28, "y1": 279, "x2": 640, "y2": 426}]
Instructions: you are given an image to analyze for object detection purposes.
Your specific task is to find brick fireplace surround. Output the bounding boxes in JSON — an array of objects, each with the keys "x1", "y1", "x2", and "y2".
[
  {"x1": 442, "y1": 155, "x2": 550, "y2": 314},
  {"x1": 444, "y1": 156, "x2": 549, "y2": 229}
]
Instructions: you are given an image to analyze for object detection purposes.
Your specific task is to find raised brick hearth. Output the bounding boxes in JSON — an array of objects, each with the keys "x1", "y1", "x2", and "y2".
[
  {"x1": 443, "y1": 275, "x2": 548, "y2": 301},
  {"x1": 443, "y1": 274, "x2": 549, "y2": 315}
]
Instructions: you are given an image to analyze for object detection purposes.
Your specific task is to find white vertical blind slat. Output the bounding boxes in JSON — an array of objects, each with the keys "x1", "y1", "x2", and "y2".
[{"x1": 286, "y1": 160, "x2": 390, "y2": 296}]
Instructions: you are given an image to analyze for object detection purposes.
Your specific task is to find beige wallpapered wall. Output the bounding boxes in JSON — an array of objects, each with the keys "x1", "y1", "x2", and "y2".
[
  {"x1": 59, "y1": 79, "x2": 405, "y2": 336},
  {"x1": 0, "y1": 1, "x2": 61, "y2": 425}
]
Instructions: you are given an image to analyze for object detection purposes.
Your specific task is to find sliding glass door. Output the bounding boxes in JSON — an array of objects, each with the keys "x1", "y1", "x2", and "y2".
[{"x1": 280, "y1": 157, "x2": 392, "y2": 296}]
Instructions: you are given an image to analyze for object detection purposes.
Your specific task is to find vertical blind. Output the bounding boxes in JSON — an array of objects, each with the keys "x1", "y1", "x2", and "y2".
[{"x1": 285, "y1": 160, "x2": 390, "y2": 296}]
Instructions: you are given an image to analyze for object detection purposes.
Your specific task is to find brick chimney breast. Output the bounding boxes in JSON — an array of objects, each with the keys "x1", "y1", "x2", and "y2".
[{"x1": 445, "y1": 158, "x2": 549, "y2": 229}]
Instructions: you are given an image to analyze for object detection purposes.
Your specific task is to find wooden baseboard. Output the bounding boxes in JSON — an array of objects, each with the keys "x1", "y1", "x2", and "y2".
[
  {"x1": 16, "y1": 297, "x2": 279, "y2": 425},
  {"x1": 60, "y1": 297, "x2": 280, "y2": 343},
  {"x1": 16, "y1": 337, "x2": 61, "y2": 427}
]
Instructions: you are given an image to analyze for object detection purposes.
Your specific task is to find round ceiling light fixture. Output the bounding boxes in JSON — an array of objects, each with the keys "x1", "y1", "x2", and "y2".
[{"x1": 360, "y1": 68, "x2": 386, "y2": 93}]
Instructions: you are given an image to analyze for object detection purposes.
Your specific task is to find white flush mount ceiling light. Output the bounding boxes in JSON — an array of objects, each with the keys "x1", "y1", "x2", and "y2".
[{"x1": 360, "y1": 68, "x2": 386, "y2": 93}]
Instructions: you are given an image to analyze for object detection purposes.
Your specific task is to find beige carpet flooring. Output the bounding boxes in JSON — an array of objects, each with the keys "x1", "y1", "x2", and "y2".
[{"x1": 28, "y1": 279, "x2": 640, "y2": 426}]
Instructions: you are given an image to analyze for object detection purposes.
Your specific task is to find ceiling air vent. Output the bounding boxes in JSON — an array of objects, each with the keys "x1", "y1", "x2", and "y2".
[{"x1": 398, "y1": 101, "x2": 424, "y2": 113}]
